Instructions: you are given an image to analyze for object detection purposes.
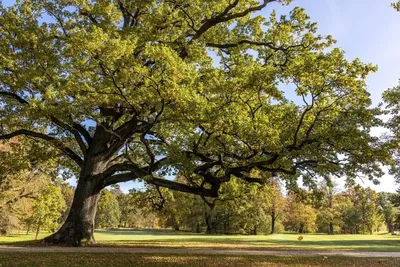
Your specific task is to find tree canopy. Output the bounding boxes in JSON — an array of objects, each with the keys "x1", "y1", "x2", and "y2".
[{"x1": 0, "y1": 0, "x2": 391, "y2": 245}]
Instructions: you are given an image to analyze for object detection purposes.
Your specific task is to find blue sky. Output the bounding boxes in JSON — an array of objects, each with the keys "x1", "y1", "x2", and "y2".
[{"x1": 3, "y1": 0, "x2": 399, "y2": 192}]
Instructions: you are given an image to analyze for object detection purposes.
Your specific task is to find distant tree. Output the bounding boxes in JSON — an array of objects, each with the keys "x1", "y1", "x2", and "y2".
[
  {"x1": 28, "y1": 185, "x2": 67, "y2": 240},
  {"x1": 354, "y1": 187, "x2": 383, "y2": 234},
  {"x1": 337, "y1": 187, "x2": 383, "y2": 234},
  {"x1": 266, "y1": 177, "x2": 286, "y2": 234},
  {"x1": 378, "y1": 192, "x2": 398, "y2": 234},
  {"x1": 335, "y1": 191, "x2": 360, "y2": 234},
  {"x1": 0, "y1": 138, "x2": 62, "y2": 235},
  {"x1": 0, "y1": 170, "x2": 40, "y2": 236},
  {"x1": 215, "y1": 178, "x2": 273, "y2": 235},
  {"x1": 314, "y1": 180, "x2": 341, "y2": 234},
  {"x1": 95, "y1": 190, "x2": 121, "y2": 229},
  {"x1": 284, "y1": 193, "x2": 317, "y2": 233},
  {"x1": 108, "y1": 185, "x2": 129, "y2": 227},
  {"x1": 59, "y1": 183, "x2": 74, "y2": 223}
]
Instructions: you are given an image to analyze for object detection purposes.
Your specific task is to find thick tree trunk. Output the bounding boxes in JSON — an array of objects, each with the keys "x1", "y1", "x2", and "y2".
[{"x1": 44, "y1": 171, "x2": 102, "y2": 246}]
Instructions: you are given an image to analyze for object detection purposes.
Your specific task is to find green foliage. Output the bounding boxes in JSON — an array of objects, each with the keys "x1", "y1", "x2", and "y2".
[
  {"x1": 353, "y1": 187, "x2": 383, "y2": 234},
  {"x1": 284, "y1": 193, "x2": 317, "y2": 233},
  {"x1": 0, "y1": 0, "x2": 394, "y2": 244},
  {"x1": 112, "y1": 180, "x2": 397, "y2": 236},
  {"x1": 213, "y1": 178, "x2": 274, "y2": 234},
  {"x1": 334, "y1": 187, "x2": 385, "y2": 234},
  {"x1": 27, "y1": 185, "x2": 67, "y2": 239},
  {"x1": 95, "y1": 189, "x2": 121, "y2": 229},
  {"x1": 59, "y1": 183, "x2": 74, "y2": 223},
  {"x1": 109, "y1": 185, "x2": 130, "y2": 227},
  {"x1": 383, "y1": 84, "x2": 400, "y2": 182},
  {"x1": 378, "y1": 192, "x2": 398, "y2": 233},
  {"x1": 132, "y1": 177, "x2": 282, "y2": 234},
  {"x1": 0, "y1": 138, "x2": 66, "y2": 235},
  {"x1": 0, "y1": 0, "x2": 389, "y2": 199}
]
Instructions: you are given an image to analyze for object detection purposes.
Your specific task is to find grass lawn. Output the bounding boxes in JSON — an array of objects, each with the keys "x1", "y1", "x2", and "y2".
[
  {"x1": 1, "y1": 229, "x2": 400, "y2": 252},
  {"x1": 0, "y1": 253, "x2": 399, "y2": 267}
]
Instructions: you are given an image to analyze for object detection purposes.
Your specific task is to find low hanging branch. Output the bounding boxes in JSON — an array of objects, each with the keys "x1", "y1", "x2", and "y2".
[{"x1": 0, "y1": 130, "x2": 83, "y2": 167}]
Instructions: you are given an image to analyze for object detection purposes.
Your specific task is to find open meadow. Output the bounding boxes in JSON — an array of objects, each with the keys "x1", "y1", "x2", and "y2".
[
  {"x1": 2, "y1": 229, "x2": 400, "y2": 251},
  {"x1": 2, "y1": 229, "x2": 400, "y2": 266}
]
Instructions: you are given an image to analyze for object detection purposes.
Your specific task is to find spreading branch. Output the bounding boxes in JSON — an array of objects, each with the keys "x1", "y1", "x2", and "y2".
[
  {"x1": 50, "y1": 116, "x2": 88, "y2": 156},
  {"x1": 206, "y1": 40, "x2": 305, "y2": 52},
  {"x1": 191, "y1": 0, "x2": 275, "y2": 41},
  {"x1": 0, "y1": 91, "x2": 29, "y2": 105},
  {"x1": 0, "y1": 130, "x2": 83, "y2": 167},
  {"x1": 104, "y1": 172, "x2": 219, "y2": 198}
]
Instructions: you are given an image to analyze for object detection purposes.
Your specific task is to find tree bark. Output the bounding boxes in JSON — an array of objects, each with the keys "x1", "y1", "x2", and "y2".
[
  {"x1": 205, "y1": 213, "x2": 216, "y2": 234},
  {"x1": 298, "y1": 224, "x2": 304, "y2": 234},
  {"x1": 253, "y1": 225, "x2": 258, "y2": 235},
  {"x1": 387, "y1": 223, "x2": 394, "y2": 234},
  {"x1": 35, "y1": 219, "x2": 41, "y2": 240},
  {"x1": 44, "y1": 163, "x2": 103, "y2": 246},
  {"x1": 205, "y1": 214, "x2": 212, "y2": 234},
  {"x1": 270, "y1": 210, "x2": 276, "y2": 234},
  {"x1": 329, "y1": 222, "x2": 334, "y2": 235}
]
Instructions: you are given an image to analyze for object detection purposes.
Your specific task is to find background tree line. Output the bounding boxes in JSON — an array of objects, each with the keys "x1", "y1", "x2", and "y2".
[
  {"x1": 122, "y1": 180, "x2": 400, "y2": 235},
  {"x1": 3, "y1": 151, "x2": 399, "y2": 237}
]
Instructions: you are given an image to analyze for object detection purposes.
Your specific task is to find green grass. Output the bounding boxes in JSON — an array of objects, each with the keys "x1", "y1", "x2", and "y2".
[
  {"x1": 0, "y1": 232, "x2": 49, "y2": 245},
  {"x1": 1, "y1": 229, "x2": 400, "y2": 252},
  {"x1": 0, "y1": 253, "x2": 399, "y2": 267}
]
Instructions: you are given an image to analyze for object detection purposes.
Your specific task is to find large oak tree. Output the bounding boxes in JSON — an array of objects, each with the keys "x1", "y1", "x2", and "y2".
[{"x1": 0, "y1": 0, "x2": 388, "y2": 245}]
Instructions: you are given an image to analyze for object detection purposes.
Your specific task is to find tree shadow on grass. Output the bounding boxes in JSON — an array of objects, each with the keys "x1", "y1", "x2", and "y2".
[
  {"x1": 0, "y1": 239, "x2": 46, "y2": 247},
  {"x1": 95, "y1": 233, "x2": 400, "y2": 251},
  {"x1": 95, "y1": 228, "x2": 196, "y2": 236}
]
